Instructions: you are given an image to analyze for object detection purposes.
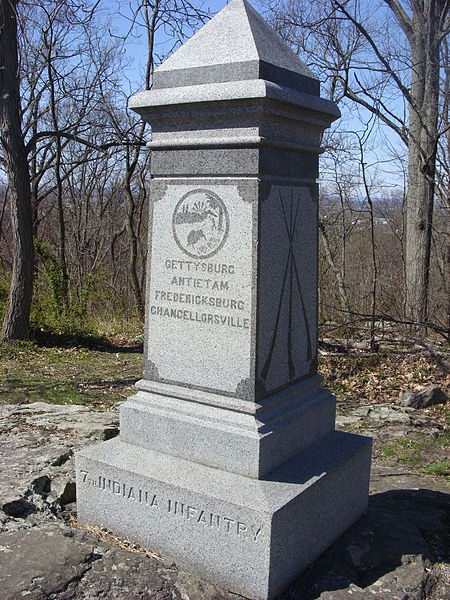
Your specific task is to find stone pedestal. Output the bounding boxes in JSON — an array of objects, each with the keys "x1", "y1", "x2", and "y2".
[{"x1": 76, "y1": 1, "x2": 372, "y2": 598}]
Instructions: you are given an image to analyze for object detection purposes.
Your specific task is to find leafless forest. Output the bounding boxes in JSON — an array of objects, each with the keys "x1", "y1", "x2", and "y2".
[{"x1": 0, "y1": 0, "x2": 448, "y2": 345}]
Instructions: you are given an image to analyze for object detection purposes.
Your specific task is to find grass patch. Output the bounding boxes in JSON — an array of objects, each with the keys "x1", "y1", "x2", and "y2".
[
  {"x1": 381, "y1": 438, "x2": 423, "y2": 466},
  {"x1": 0, "y1": 339, "x2": 142, "y2": 409},
  {"x1": 380, "y1": 433, "x2": 449, "y2": 479},
  {"x1": 423, "y1": 463, "x2": 449, "y2": 477}
]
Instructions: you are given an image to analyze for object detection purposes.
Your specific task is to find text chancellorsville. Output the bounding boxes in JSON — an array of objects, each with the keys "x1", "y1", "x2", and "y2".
[{"x1": 150, "y1": 306, "x2": 250, "y2": 329}]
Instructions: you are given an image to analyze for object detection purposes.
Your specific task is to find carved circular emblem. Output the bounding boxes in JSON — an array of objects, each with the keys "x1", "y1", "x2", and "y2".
[{"x1": 172, "y1": 189, "x2": 229, "y2": 259}]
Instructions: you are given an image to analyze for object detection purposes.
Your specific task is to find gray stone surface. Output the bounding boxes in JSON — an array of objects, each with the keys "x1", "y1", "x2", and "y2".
[
  {"x1": 131, "y1": 79, "x2": 337, "y2": 116},
  {"x1": 76, "y1": 431, "x2": 371, "y2": 600},
  {"x1": 129, "y1": 0, "x2": 339, "y2": 183},
  {"x1": 0, "y1": 402, "x2": 118, "y2": 515},
  {"x1": 279, "y1": 488, "x2": 450, "y2": 600},
  {"x1": 152, "y1": 0, "x2": 315, "y2": 84},
  {"x1": 143, "y1": 0, "x2": 324, "y2": 95},
  {"x1": 0, "y1": 522, "x2": 231, "y2": 600},
  {"x1": 336, "y1": 402, "x2": 444, "y2": 437},
  {"x1": 0, "y1": 523, "x2": 97, "y2": 599},
  {"x1": 257, "y1": 184, "x2": 318, "y2": 393},
  {"x1": 400, "y1": 384, "x2": 447, "y2": 409},
  {"x1": 76, "y1": 1, "x2": 370, "y2": 598},
  {"x1": 0, "y1": 401, "x2": 119, "y2": 437},
  {"x1": 120, "y1": 376, "x2": 336, "y2": 478},
  {"x1": 141, "y1": 179, "x2": 255, "y2": 397},
  {"x1": 1, "y1": 402, "x2": 449, "y2": 599}
]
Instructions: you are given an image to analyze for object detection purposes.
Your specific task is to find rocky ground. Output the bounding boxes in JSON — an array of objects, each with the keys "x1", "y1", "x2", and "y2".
[{"x1": 0, "y1": 398, "x2": 448, "y2": 600}]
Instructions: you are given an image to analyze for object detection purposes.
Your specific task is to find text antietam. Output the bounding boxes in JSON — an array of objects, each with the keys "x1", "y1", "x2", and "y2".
[{"x1": 79, "y1": 470, "x2": 262, "y2": 542}]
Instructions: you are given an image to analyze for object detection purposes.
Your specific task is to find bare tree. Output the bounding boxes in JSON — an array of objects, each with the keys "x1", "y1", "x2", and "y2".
[
  {"x1": 1, "y1": 0, "x2": 130, "y2": 335},
  {"x1": 333, "y1": 0, "x2": 448, "y2": 328},
  {"x1": 94, "y1": 0, "x2": 209, "y2": 319},
  {"x1": 270, "y1": 0, "x2": 449, "y2": 331},
  {"x1": 0, "y1": 0, "x2": 34, "y2": 340},
  {"x1": 0, "y1": 0, "x2": 209, "y2": 334},
  {"x1": 355, "y1": 128, "x2": 378, "y2": 350}
]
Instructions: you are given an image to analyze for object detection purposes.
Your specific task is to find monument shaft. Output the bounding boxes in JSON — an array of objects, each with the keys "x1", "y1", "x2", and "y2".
[{"x1": 76, "y1": 2, "x2": 372, "y2": 597}]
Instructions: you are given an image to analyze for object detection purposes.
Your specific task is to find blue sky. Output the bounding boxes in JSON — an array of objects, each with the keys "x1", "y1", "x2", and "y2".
[
  {"x1": 111, "y1": 0, "x2": 407, "y2": 195},
  {"x1": 112, "y1": 0, "x2": 228, "y2": 93}
]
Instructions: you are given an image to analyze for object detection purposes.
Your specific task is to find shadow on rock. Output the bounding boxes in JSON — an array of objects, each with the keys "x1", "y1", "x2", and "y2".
[
  {"x1": 2, "y1": 497, "x2": 38, "y2": 518},
  {"x1": 280, "y1": 488, "x2": 450, "y2": 599}
]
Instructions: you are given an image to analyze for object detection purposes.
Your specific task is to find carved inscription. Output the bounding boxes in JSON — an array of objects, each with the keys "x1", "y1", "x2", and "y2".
[
  {"x1": 149, "y1": 187, "x2": 250, "y2": 331},
  {"x1": 80, "y1": 470, "x2": 158, "y2": 507},
  {"x1": 79, "y1": 470, "x2": 262, "y2": 542},
  {"x1": 147, "y1": 184, "x2": 253, "y2": 393},
  {"x1": 167, "y1": 499, "x2": 262, "y2": 541},
  {"x1": 172, "y1": 189, "x2": 229, "y2": 259}
]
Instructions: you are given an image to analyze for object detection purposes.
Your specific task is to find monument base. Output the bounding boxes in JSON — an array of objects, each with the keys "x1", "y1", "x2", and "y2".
[
  {"x1": 75, "y1": 431, "x2": 371, "y2": 600},
  {"x1": 120, "y1": 375, "x2": 337, "y2": 478}
]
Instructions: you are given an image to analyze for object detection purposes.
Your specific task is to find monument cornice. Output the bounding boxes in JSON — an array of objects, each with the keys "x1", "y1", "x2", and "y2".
[
  {"x1": 129, "y1": 79, "x2": 340, "y2": 125},
  {"x1": 146, "y1": 135, "x2": 325, "y2": 154}
]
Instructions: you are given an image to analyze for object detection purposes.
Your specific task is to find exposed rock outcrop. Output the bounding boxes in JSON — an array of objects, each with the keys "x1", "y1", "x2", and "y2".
[
  {"x1": 1, "y1": 402, "x2": 449, "y2": 599},
  {"x1": 400, "y1": 384, "x2": 447, "y2": 409}
]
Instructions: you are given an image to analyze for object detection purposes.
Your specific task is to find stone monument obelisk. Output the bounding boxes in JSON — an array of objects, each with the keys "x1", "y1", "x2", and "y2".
[{"x1": 76, "y1": 2, "x2": 372, "y2": 598}]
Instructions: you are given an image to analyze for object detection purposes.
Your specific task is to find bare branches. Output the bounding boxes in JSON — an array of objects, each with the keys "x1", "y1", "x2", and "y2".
[
  {"x1": 381, "y1": 0, "x2": 413, "y2": 41},
  {"x1": 267, "y1": 0, "x2": 449, "y2": 331},
  {"x1": 332, "y1": 0, "x2": 417, "y2": 111},
  {"x1": 25, "y1": 130, "x2": 146, "y2": 155},
  {"x1": 341, "y1": 78, "x2": 409, "y2": 144}
]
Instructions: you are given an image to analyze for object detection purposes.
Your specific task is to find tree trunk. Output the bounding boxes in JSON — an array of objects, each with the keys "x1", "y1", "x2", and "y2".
[
  {"x1": 125, "y1": 187, "x2": 145, "y2": 319},
  {"x1": 124, "y1": 144, "x2": 145, "y2": 319},
  {"x1": 45, "y1": 31, "x2": 69, "y2": 303},
  {"x1": 318, "y1": 218, "x2": 352, "y2": 316},
  {"x1": 405, "y1": 123, "x2": 436, "y2": 325},
  {"x1": 0, "y1": 0, "x2": 34, "y2": 340},
  {"x1": 405, "y1": 2, "x2": 441, "y2": 326}
]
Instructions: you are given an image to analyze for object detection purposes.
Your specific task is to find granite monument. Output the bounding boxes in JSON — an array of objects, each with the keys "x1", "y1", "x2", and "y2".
[{"x1": 76, "y1": 1, "x2": 372, "y2": 598}]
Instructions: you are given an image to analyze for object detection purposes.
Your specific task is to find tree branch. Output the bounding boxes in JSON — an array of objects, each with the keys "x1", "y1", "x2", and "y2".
[
  {"x1": 25, "y1": 131, "x2": 146, "y2": 155},
  {"x1": 341, "y1": 79, "x2": 409, "y2": 144},
  {"x1": 333, "y1": 0, "x2": 418, "y2": 112},
  {"x1": 382, "y1": 0, "x2": 413, "y2": 41}
]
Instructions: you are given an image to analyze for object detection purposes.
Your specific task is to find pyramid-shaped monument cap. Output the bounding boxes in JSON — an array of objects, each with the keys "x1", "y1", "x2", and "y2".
[{"x1": 152, "y1": 0, "x2": 319, "y2": 94}]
